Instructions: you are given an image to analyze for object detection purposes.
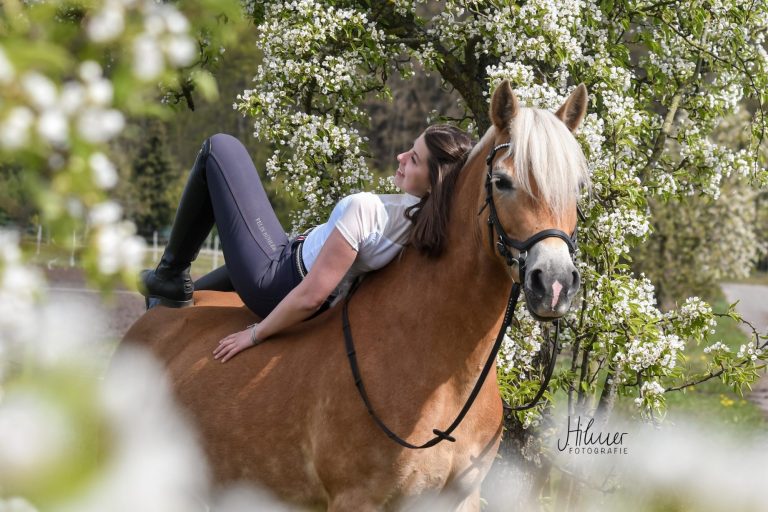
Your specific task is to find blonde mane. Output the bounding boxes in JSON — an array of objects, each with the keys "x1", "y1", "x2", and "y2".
[{"x1": 470, "y1": 107, "x2": 590, "y2": 219}]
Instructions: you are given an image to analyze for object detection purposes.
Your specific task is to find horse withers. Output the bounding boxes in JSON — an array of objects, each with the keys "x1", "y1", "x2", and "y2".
[{"x1": 120, "y1": 80, "x2": 589, "y2": 511}]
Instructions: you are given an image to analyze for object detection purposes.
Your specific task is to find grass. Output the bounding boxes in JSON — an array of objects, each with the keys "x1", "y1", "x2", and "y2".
[
  {"x1": 663, "y1": 290, "x2": 767, "y2": 432},
  {"x1": 728, "y1": 270, "x2": 768, "y2": 286},
  {"x1": 544, "y1": 287, "x2": 767, "y2": 434}
]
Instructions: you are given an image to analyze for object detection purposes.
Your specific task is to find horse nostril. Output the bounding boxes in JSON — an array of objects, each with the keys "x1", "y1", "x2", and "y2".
[
  {"x1": 571, "y1": 270, "x2": 580, "y2": 289},
  {"x1": 529, "y1": 268, "x2": 545, "y2": 296}
]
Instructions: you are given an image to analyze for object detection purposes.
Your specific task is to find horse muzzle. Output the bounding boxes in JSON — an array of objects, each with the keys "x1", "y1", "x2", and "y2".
[{"x1": 523, "y1": 256, "x2": 580, "y2": 320}]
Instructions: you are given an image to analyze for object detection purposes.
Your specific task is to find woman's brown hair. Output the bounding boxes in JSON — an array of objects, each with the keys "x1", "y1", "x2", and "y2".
[{"x1": 405, "y1": 124, "x2": 473, "y2": 258}]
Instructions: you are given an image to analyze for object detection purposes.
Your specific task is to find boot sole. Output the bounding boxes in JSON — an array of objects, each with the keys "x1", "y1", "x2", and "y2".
[{"x1": 145, "y1": 295, "x2": 194, "y2": 310}]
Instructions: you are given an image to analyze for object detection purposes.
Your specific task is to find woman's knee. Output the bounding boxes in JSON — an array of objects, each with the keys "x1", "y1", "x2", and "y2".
[
  {"x1": 205, "y1": 133, "x2": 258, "y2": 179},
  {"x1": 208, "y1": 133, "x2": 246, "y2": 156}
]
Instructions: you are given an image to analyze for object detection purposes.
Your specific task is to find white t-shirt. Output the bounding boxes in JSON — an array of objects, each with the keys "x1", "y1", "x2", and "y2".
[{"x1": 301, "y1": 192, "x2": 421, "y2": 298}]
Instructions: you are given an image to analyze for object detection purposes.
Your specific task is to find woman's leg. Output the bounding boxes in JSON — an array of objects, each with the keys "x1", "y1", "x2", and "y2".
[
  {"x1": 139, "y1": 140, "x2": 215, "y2": 307},
  {"x1": 204, "y1": 133, "x2": 301, "y2": 317},
  {"x1": 195, "y1": 264, "x2": 234, "y2": 292}
]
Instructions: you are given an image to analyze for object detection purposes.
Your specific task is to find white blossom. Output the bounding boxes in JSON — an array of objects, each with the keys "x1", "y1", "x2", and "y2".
[
  {"x1": 21, "y1": 72, "x2": 58, "y2": 110},
  {"x1": 703, "y1": 342, "x2": 731, "y2": 355},
  {"x1": 0, "y1": 391, "x2": 73, "y2": 480},
  {"x1": 78, "y1": 61, "x2": 103, "y2": 83},
  {"x1": 0, "y1": 230, "x2": 43, "y2": 360},
  {"x1": 87, "y1": 1, "x2": 126, "y2": 43},
  {"x1": 76, "y1": 108, "x2": 125, "y2": 143},
  {"x1": 164, "y1": 35, "x2": 196, "y2": 67},
  {"x1": 86, "y1": 79, "x2": 114, "y2": 106},
  {"x1": 36, "y1": 108, "x2": 69, "y2": 146},
  {"x1": 0, "y1": 497, "x2": 38, "y2": 512},
  {"x1": 94, "y1": 221, "x2": 145, "y2": 275},
  {"x1": 59, "y1": 81, "x2": 87, "y2": 115},
  {"x1": 89, "y1": 152, "x2": 119, "y2": 189},
  {"x1": 0, "y1": 107, "x2": 35, "y2": 149},
  {"x1": 132, "y1": 34, "x2": 164, "y2": 80},
  {"x1": 89, "y1": 200, "x2": 123, "y2": 226},
  {"x1": 0, "y1": 46, "x2": 15, "y2": 84}
]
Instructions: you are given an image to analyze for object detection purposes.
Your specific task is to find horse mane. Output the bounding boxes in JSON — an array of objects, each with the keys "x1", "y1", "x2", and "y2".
[{"x1": 468, "y1": 107, "x2": 590, "y2": 220}]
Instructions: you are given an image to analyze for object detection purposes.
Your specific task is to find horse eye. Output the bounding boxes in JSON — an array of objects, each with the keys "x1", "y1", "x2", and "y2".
[{"x1": 492, "y1": 173, "x2": 514, "y2": 191}]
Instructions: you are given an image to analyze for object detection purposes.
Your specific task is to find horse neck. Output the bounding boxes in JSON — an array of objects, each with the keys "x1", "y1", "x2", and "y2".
[{"x1": 392, "y1": 140, "x2": 513, "y2": 380}]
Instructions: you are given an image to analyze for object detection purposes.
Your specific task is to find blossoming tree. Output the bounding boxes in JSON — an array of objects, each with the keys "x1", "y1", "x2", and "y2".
[{"x1": 234, "y1": 0, "x2": 768, "y2": 501}]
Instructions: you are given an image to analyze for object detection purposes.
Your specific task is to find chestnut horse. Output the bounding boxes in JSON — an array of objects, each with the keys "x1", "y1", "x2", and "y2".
[{"x1": 121, "y1": 80, "x2": 589, "y2": 511}]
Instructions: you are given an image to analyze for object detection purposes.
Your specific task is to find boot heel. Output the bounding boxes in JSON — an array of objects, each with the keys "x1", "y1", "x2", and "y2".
[{"x1": 145, "y1": 295, "x2": 194, "y2": 310}]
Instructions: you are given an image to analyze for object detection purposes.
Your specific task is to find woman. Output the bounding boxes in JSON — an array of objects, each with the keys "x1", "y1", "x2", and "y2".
[{"x1": 138, "y1": 125, "x2": 472, "y2": 362}]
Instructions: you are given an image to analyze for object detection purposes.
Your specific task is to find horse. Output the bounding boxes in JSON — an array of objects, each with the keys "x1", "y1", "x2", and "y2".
[{"x1": 120, "y1": 80, "x2": 589, "y2": 511}]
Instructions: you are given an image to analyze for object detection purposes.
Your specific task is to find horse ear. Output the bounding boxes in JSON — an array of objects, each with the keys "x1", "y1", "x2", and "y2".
[
  {"x1": 555, "y1": 83, "x2": 588, "y2": 132},
  {"x1": 490, "y1": 80, "x2": 520, "y2": 130}
]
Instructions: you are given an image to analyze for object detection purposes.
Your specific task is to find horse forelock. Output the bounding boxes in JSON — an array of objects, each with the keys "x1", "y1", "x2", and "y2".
[{"x1": 471, "y1": 108, "x2": 590, "y2": 220}]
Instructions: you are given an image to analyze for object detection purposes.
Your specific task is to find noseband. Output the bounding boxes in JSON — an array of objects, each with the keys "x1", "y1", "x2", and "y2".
[
  {"x1": 341, "y1": 140, "x2": 583, "y2": 450},
  {"x1": 481, "y1": 142, "x2": 579, "y2": 284}
]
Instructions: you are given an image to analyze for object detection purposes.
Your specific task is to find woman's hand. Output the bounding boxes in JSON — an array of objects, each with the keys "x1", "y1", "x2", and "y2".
[{"x1": 213, "y1": 325, "x2": 260, "y2": 363}]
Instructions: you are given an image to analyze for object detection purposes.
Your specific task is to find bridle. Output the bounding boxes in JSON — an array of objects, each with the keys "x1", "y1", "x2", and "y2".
[
  {"x1": 481, "y1": 141, "x2": 579, "y2": 284},
  {"x1": 341, "y1": 139, "x2": 582, "y2": 450}
]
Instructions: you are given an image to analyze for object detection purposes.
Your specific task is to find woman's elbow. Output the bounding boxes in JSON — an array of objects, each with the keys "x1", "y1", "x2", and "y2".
[{"x1": 296, "y1": 289, "x2": 327, "y2": 311}]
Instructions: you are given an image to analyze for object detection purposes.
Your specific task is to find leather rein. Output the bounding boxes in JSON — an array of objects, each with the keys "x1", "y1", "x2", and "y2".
[{"x1": 341, "y1": 141, "x2": 580, "y2": 450}]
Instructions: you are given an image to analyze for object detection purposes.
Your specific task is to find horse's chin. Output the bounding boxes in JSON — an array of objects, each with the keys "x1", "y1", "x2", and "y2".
[{"x1": 525, "y1": 298, "x2": 572, "y2": 322}]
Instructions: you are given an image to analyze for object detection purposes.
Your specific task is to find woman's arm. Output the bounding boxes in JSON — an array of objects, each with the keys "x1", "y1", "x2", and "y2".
[{"x1": 213, "y1": 228, "x2": 357, "y2": 362}]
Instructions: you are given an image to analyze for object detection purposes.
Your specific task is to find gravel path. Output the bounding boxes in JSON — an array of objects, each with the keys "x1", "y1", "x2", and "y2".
[
  {"x1": 720, "y1": 283, "x2": 768, "y2": 418},
  {"x1": 43, "y1": 267, "x2": 146, "y2": 340}
]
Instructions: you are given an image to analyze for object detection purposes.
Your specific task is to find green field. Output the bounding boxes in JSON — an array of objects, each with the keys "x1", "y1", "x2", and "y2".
[{"x1": 663, "y1": 291, "x2": 767, "y2": 432}]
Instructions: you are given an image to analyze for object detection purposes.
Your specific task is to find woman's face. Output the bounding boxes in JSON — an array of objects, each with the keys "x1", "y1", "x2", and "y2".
[{"x1": 395, "y1": 133, "x2": 431, "y2": 197}]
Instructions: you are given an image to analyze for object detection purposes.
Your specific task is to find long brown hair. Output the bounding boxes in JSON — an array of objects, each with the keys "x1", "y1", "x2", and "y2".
[{"x1": 405, "y1": 124, "x2": 473, "y2": 258}]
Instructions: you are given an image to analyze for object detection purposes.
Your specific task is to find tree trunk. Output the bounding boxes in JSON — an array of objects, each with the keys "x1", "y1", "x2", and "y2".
[{"x1": 483, "y1": 412, "x2": 549, "y2": 510}]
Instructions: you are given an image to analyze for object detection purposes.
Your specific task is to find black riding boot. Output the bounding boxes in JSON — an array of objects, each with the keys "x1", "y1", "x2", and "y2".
[{"x1": 139, "y1": 139, "x2": 215, "y2": 308}]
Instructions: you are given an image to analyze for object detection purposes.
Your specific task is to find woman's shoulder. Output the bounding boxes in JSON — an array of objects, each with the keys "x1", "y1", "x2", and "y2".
[{"x1": 342, "y1": 191, "x2": 419, "y2": 207}]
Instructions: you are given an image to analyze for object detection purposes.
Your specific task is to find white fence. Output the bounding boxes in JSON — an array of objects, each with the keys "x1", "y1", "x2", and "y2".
[{"x1": 25, "y1": 224, "x2": 225, "y2": 271}]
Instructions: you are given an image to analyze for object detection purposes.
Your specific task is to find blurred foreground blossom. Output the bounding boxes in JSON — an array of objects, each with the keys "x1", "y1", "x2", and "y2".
[
  {"x1": 88, "y1": 152, "x2": 119, "y2": 189},
  {"x1": 482, "y1": 415, "x2": 768, "y2": 511},
  {"x1": 57, "y1": 346, "x2": 210, "y2": 512},
  {"x1": 0, "y1": 47, "x2": 15, "y2": 84},
  {"x1": 93, "y1": 222, "x2": 145, "y2": 276},
  {"x1": 0, "y1": 293, "x2": 293, "y2": 512},
  {"x1": 557, "y1": 417, "x2": 768, "y2": 512},
  {"x1": 0, "y1": 230, "x2": 44, "y2": 367},
  {"x1": 0, "y1": 497, "x2": 37, "y2": 512},
  {"x1": 0, "y1": 297, "x2": 209, "y2": 511}
]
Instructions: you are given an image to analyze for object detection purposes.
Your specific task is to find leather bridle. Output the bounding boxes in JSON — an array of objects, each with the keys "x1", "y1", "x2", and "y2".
[
  {"x1": 341, "y1": 139, "x2": 583, "y2": 450},
  {"x1": 481, "y1": 141, "x2": 579, "y2": 284}
]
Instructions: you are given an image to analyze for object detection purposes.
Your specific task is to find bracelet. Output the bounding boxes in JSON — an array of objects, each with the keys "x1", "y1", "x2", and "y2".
[{"x1": 247, "y1": 323, "x2": 261, "y2": 346}]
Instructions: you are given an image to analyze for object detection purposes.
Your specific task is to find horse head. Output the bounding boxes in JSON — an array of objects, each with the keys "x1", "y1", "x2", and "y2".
[{"x1": 476, "y1": 80, "x2": 589, "y2": 320}]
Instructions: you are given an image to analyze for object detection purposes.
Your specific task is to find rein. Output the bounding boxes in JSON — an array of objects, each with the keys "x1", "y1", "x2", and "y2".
[{"x1": 341, "y1": 141, "x2": 579, "y2": 450}]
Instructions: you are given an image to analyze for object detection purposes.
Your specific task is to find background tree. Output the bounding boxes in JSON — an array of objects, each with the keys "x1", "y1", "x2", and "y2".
[
  {"x1": 120, "y1": 121, "x2": 180, "y2": 238},
  {"x1": 634, "y1": 108, "x2": 767, "y2": 309},
  {"x1": 0, "y1": 162, "x2": 36, "y2": 227}
]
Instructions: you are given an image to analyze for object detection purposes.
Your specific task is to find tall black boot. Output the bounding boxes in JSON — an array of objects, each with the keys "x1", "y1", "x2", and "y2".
[{"x1": 139, "y1": 139, "x2": 215, "y2": 308}]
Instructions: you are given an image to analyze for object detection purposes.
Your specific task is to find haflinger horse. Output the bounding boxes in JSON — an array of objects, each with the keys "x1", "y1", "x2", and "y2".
[{"x1": 121, "y1": 80, "x2": 589, "y2": 511}]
